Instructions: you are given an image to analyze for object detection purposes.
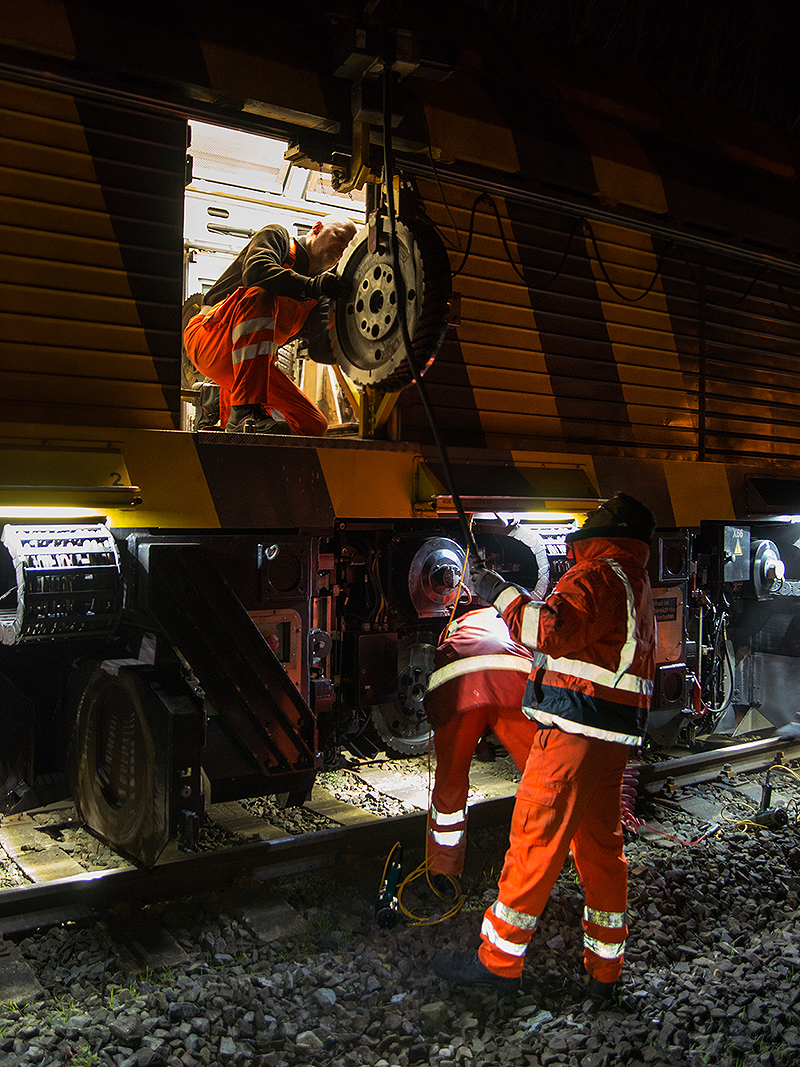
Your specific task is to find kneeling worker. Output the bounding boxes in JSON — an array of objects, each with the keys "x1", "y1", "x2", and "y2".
[
  {"x1": 184, "y1": 217, "x2": 357, "y2": 435},
  {"x1": 425, "y1": 607, "x2": 536, "y2": 881}
]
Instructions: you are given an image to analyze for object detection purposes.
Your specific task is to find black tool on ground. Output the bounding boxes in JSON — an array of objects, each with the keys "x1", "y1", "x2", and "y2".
[
  {"x1": 376, "y1": 842, "x2": 403, "y2": 928},
  {"x1": 760, "y1": 770, "x2": 773, "y2": 812},
  {"x1": 753, "y1": 807, "x2": 788, "y2": 829}
]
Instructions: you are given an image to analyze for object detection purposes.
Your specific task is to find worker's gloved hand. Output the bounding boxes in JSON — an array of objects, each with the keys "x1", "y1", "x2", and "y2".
[
  {"x1": 470, "y1": 561, "x2": 507, "y2": 604},
  {"x1": 313, "y1": 272, "x2": 351, "y2": 301},
  {"x1": 776, "y1": 720, "x2": 800, "y2": 741}
]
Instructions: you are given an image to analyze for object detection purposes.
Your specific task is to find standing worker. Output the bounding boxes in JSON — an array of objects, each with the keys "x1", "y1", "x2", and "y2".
[
  {"x1": 432, "y1": 493, "x2": 656, "y2": 1004},
  {"x1": 184, "y1": 217, "x2": 357, "y2": 435},
  {"x1": 425, "y1": 607, "x2": 536, "y2": 882}
]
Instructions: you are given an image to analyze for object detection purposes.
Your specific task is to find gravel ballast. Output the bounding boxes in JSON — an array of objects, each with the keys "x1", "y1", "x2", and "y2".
[{"x1": 0, "y1": 763, "x2": 799, "y2": 1067}]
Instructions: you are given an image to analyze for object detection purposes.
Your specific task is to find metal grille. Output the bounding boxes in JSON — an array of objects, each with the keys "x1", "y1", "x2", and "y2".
[{"x1": 0, "y1": 525, "x2": 122, "y2": 644}]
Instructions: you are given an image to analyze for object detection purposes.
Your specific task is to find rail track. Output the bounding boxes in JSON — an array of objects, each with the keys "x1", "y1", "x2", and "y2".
[{"x1": 1, "y1": 733, "x2": 799, "y2": 943}]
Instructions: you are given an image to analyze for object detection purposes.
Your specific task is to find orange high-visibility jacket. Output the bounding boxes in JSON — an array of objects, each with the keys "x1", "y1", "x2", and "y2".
[
  {"x1": 425, "y1": 608, "x2": 534, "y2": 729},
  {"x1": 493, "y1": 536, "x2": 656, "y2": 745}
]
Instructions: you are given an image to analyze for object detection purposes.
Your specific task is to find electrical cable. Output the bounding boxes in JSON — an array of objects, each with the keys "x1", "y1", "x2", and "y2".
[
  {"x1": 583, "y1": 218, "x2": 671, "y2": 303},
  {"x1": 419, "y1": 100, "x2": 463, "y2": 251}
]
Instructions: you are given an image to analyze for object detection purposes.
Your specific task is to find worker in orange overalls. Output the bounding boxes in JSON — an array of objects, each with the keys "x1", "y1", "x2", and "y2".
[
  {"x1": 424, "y1": 607, "x2": 536, "y2": 881},
  {"x1": 184, "y1": 218, "x2": 356, "y2": 435},
  {"x1": 432, "y1": 493, "x2": 656, "y2": 1005}
]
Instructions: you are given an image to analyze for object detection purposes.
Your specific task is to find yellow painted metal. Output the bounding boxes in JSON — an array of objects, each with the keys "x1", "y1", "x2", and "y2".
[
  {"x1": 0, "y1": 427, "x2": 221, "y2": 529},
  {"x1": 415, "y1": 178, "x2": 562, "y2": 450},
  {"x1": 316, "y1": 446, "x2": 419, "y2": 520},
  {"x1": 0, "y1": 0, "x2": 76, "y2": 60},
  {"x1": 0, "y1": 79, "x2": 176, "y2": 429},
  {"x1": 584, "y1": 219, "x2": 696, "y2": 453},
  {"x1": 423, "y1": 93, "x2": 520, "y2": 173},
  {"x1": 663, "y1": 460, "x2": 736, "y2": 527},
  {"x1": 564, "y1": 107, "x2": 670, "y2": 215}
]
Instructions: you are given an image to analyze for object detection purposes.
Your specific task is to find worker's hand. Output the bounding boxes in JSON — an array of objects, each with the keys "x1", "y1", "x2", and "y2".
[
  {"x1": 776, "y1": 720, "x2": 800, "y2": 741},
  {"x1": 470, "y1": 561, "x2": 507, "y2": 604},
  {"x1": 315, "y1": 272, "x2": 351, "y2": 300}
]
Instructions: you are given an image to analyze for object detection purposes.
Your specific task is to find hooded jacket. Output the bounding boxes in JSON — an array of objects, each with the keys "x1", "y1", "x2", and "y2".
[{"x1": 493, "y1": 536, "x2": 656, "y2": 745}]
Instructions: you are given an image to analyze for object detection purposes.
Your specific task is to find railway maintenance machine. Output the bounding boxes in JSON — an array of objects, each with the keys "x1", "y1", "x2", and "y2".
[{"x1": 2, "y1": 2, "x2": 800, "y2": 866}]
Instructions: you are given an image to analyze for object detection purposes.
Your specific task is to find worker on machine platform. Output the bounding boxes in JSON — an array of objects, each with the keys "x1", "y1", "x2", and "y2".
[
  {"x1": 432, "y1": 493, "x2": 656, "y2": 1006},
  {"x1": 184, "y1": 218, "x2": 356, "y2": 435},
  {"x1": 424, "y1": 606, "x2": 536, "y2": 884}
]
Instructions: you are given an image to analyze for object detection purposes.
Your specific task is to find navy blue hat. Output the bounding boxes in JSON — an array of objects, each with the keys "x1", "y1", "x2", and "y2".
[{"x1": 565, "y1": 492, "x2": 656, "y2": 546}]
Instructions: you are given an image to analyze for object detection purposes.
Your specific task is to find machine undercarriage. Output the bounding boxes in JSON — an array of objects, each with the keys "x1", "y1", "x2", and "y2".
[{"x1": 1, "y1": 513, "x2": 799, "y2": 867}]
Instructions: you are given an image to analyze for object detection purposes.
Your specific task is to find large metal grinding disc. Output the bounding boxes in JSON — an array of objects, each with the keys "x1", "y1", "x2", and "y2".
[{"x1": 331, "y1": 216, "x2": 451, "y2": 392}]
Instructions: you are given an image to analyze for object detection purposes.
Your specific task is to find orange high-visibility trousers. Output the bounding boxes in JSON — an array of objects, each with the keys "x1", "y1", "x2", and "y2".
[
  {"x1": 184, "y1": 285, "x2": 328, "y2": 436},
  {"x1": 479, "y1": 727, "x2": 631, "y2": 983},
  {"x1": 429, "y1": 704, "x2": 537, "y2": 877}
]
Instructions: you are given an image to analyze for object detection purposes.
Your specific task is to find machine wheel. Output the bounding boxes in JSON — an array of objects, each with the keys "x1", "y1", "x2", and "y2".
[
  {"x1": 371, "y1": 639, "x2": 436, "y2": 756},
  {"x1": 67, "y1": 661, "x2": 202, "y2": 869},
  {"x1": 330, "y1": 216, "x2": 451, "y2": 392}
]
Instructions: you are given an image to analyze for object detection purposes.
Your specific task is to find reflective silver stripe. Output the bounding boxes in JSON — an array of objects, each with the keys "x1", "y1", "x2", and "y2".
[
  {"x1": 544, "y1": 655, "x2": 653, "y2": 695},
  {"x1": 481, "y1": 917, "x2": 528, "y2": 956},
  {"x1": 529, "y1": 711, "x2": 641, "y2": 747},
  {"x1": 231, "y1": 340, "x2": 272, "y2": 365},
  {"x1": 430, "y1": 804, "x2": 467, "y2": 826},
  {"x1": 430, "y1": 828, "x2": 464, "y2": 846},
  {"x1": 493, "y1": 899, "x2": 539, "y2": 931},
  {"x1": 584, "y1": 907, "x2": 626, "y2": 927},
  {"x1": 544, "y1": 558, "x2": 652, "y2": 695},
  {"x1": 427, "y1": 654, "x2": 531, "y2": 694},
  {"x1": 520, "y1": 602, "x2": 542, "y2": 649},
  {"x1": 584, "y1": 934, "x2": 625, "y2": 959},
  {"x1": 232, "y1": 316, "x2": 275, "y2": 342},
  {"x1": 495, "y1": 585, "x2": 522, "y2": 614},
  {"x1": 602, "y1": 559, "x2": 638, "y2": 685}
]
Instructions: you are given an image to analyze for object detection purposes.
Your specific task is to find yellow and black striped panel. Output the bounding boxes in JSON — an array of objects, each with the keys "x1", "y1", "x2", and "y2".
[
  {"x1": 1, "y1": 424, "x2": 793, "y2": 532},
  {"x1": 0, "y1": 77, "x2": 185, "y2": 429},
  {"x1": 402, "y1": 171, "x2": 800, "y2": 467},
  {"x1": 3, "y1": 1, "x2": 800, "y2": 475}
]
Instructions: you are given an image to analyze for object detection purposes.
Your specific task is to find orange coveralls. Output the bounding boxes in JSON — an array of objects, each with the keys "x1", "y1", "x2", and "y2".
[
  {"x1": 183, "y1": 239, "x2": 327, "y2": 436},
  {"x1": 479, "y1": 536, "x2": 655, "y2": 984},
  {"x1": 424, "y1": 608, "x2": 535, "y2": 877}
]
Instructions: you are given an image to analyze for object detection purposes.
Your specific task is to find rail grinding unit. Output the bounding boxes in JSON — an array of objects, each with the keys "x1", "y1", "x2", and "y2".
[{"x1": 2, "y1": 1, "x2": 800, "y2": 866}]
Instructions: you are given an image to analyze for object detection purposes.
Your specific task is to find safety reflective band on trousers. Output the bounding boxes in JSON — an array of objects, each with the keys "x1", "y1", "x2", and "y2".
[
  {"x1": 429, "y1": 804, "x2": 467, "y2": 846},
  {"x1": 584, "y1": 934, "x2": 626, "y2": 959},
  {"x1": 584, "y1": 907, "x2": 626, "y2": 927},
  {"x1": 431, "y1": 826, "x2": 466, "y2": 846},
  {"x1": 428, "y1": 802, "x2": 467, "y2": 845},
  {"x1": 481, "y1": 919, "x2": 528, "y2": 956},
  {"x1": 492, "y1": 899, "x2": 540, "y2": 930},
  {"x1": 231, "y1": 316, "x2": 277, "y2": 365},
  {"x1": 430, "y1": 804, "x2": 466, "y2": 826}
]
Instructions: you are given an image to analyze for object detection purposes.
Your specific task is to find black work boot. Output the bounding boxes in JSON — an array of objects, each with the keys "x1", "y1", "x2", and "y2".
[
  {"x1": 226, "y1": 404, "x2": 283, "y2": 434},
  {"x1": 432, "y1": 950, "x2": 520, "y2": 994},
  {"x1": 584, "y1": 975, "x2": 620, "y2": 1010},
  {"x1": 196, "y1": 383, "x2": 221, "y2": 430}
]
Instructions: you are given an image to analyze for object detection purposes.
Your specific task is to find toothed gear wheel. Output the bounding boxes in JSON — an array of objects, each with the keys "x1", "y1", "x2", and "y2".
[
  {"x1": 330, "y1": 216, "x2": 451, "y2": 392},
  {"x1": 371, "y1": 640, "x2": 435, "y2": 755}
]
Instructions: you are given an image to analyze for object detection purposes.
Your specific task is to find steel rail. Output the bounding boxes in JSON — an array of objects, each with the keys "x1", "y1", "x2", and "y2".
[
  {"x1": 639, "y1": 735, "x2": 800, "y2": 791},
  {"x1": 1, "y1": 735, "x2": 799, "y2": 937},
  {"x1": 0, "y1": 795, "x2": 515, "y2": 938}
]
